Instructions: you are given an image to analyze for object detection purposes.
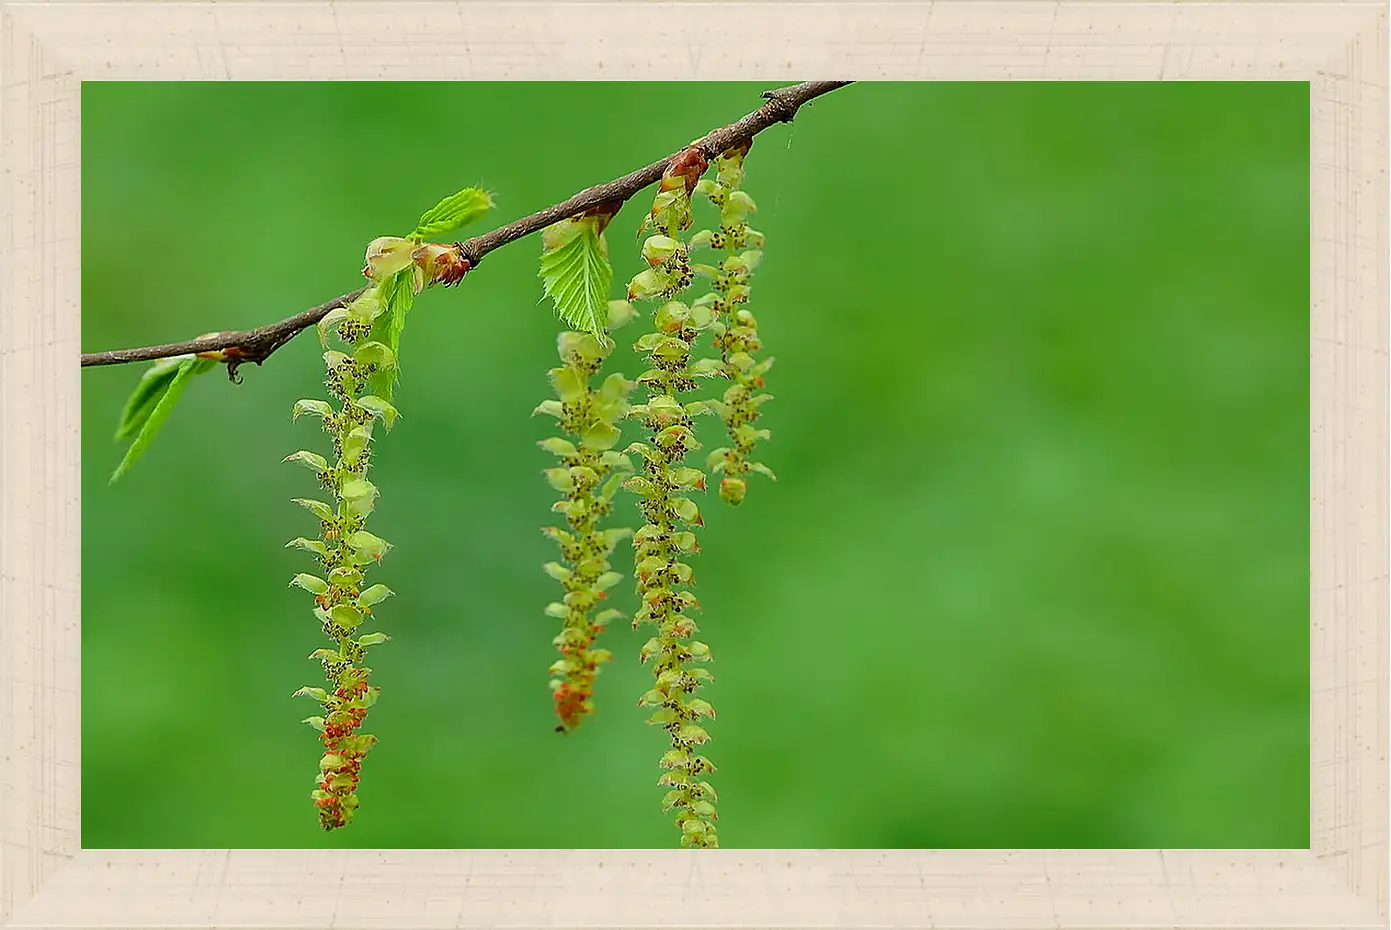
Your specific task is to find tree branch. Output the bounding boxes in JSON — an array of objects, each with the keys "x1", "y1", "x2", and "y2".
[{"x1": 81, "y1": 80, "x2": 852, "y2": 371}]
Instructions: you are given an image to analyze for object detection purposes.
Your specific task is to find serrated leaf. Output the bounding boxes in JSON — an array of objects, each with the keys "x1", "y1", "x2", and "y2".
[
  {"x1": 539, "y1": 215, "x2": 614, "y2": 347},
  {"x1": 109, "y1": 357, "x2": 216, "y2": 483},
  {"x1": 411, "y1": 187, "x2": 494, "y2": 239}
]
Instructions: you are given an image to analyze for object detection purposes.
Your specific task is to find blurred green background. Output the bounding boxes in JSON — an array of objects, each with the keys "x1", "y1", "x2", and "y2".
[{"x1": 81, "y1": 82, "x2": 1309, "y2": 849}]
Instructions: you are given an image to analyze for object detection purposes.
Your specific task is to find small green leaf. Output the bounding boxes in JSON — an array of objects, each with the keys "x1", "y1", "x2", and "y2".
[
  {"x1": 689, "y1": 800, "x2": 718, "y2": 819},
  {"x1": 329, "y1": 567, "x2": 364, "y2": 588},
  {"x1": 548, "y1": 366, "x2": 587, "y2": 404},
  {"x1": 292, "y1": 399, "x2": 334, "y2": 422},
  {"x1": 345, "y1": 531, "x2": 391, "y2": 563},
  {"x1": 285, "y1": 537, "x2": 329, "y2": 557},
  {"x1": 358, "y1": 584, "x2": 393, "y2": 607},
  {"x1": 289, "y1": 573, "x2": 329, "y2": 595},
  {"x1": 365, "y1": 270, "x2": 413, "y2": 400},
  {"x1": 109, "y1": 357, "x2": 216, "y2": 483},
  {"x1": 539, "y1": 214, "x2": 614, "y2": 346},
  {"x1": 659, "y1": 749, "x2": 692, "y2": 769},
  {"x1": 580, "y1": 422, "x2": 622, "y2": 451},
  {"x1": 341, "y1": 478, "x2": 378, "y2": 518},
  {"x1": 340, "y1": 477, "x2": 377, "y2": 503},
  {"x1": 672, "y1": 497, "x2": 702, "y2": 525},
  {"x1": 114, "y1": 355, "x2": 187, "y2": 441},
  {"x1": 412, "y1": 187, "x2": 494, "y2": 239},
  {"x1": 292, "y1": 498, "x2": 335, "y2": 521},
  {"x1": 675, "y1": 724, "x2": 710, "y2": 745},
  {"x1": 750, "y1": 461, "x2": 778, "y2": 481},
  {"x1": 607, "y1": 299, "x2": 638, "y2": 330},
  {"x1": 302, "y1": 716, "x2": 326, "y2": 731},
  {"x1": 316, "y1": 308, "x2": 349, "y2": 346},
  {"x1": 669, "y1": 467, "x2": 707, "y2": 490},
  {"x1": 356, "y1": 632, "x2": 391, "y2": 646},
  {"x1": 329, "y1": 604, "x2": 363, "y2": 630},
  {"x1": 292, "y1": 686, "x2": 330, "y2": 702},
  {"x1": 341, "y1": 426, "x2": 373, "y2": 465},
  {"x1": 544, "y1": 468, "x2": 575, "y2": 492},
  {"x1": 354, "y1": 341, "x2": 396, "y2": 370},
  {"x1": 355, "y1": 395, "x2": 399, "y2": 429},
  {"x1": 538, "y1": 437, "x2": 578, "y2": 457},
  {"x1": 684, "y1": 698, "x2": 716, "y2": 719},
  {"x1": 345, "y1": 290, "x2": 384, "y2": 323},
  {"x1": 283, "y1": 450, "x2": 329, "y2": 472}
]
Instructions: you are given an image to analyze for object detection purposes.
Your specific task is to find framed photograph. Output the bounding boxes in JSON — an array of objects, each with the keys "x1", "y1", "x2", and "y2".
[{"x1": 4, "y1": 2, "x2": 1384, "y2": 927}]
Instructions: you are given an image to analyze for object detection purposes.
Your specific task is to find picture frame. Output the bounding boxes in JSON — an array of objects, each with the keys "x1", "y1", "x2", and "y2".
[{"x1": 3, "y1": 2, "x2": 1383, "y2": 926}]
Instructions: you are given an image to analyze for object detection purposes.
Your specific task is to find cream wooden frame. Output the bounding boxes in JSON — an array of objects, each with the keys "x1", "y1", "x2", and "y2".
[{"x1": 2, "y1": 2, "x2": 1383, "y2": 927}]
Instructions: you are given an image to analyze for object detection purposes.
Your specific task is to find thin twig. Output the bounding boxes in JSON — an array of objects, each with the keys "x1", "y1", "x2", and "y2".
[{"x1": 80, "y1": 80, "x2": 852, "y2": 370}]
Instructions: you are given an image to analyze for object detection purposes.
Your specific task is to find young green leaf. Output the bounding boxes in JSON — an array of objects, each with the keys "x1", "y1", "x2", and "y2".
[
  {"x1": 109, "y1": 357, "x2": 216, "y2": 483},
  {"x1": 354, "y1": 395, "x2": 399, "y2": 429},
  {"x1": 539, "y1": 214, "x2": 614, "y2": 347},
  {"x1": 289, "y1": 573, "x2": 330, "y2": 595},
  {"x1": 114, "y1": 355, "x2": 189, "y2": 441},
  {"x1": 358, "y1": 584, "x2": 394, "y2": 607},
  {"x1": 411, "y1": 187, "x2": 494, "y2": 239},
  {"x1": 366, "y1": 268, "x2": 414, "y2": 400}
]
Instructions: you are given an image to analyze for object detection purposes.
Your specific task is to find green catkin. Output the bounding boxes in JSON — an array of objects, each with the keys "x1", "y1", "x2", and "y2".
[
  {"x1": 287, "y1": 282, "x2": 402, "y2": 831},
  {"x1": 691, "y1": 140, "x2": 775, "y2": 505},
  {"x1": 537, "y1": 323, "x2": 636, "y2": 732},
  {"x1": 625, "y1": 147, "x2": 722, "y2": 849}
]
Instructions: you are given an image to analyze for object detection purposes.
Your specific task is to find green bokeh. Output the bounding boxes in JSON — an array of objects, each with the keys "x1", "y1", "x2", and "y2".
[{"x1": 81, "y1": 82, "x2": 1309, "y2": 849}]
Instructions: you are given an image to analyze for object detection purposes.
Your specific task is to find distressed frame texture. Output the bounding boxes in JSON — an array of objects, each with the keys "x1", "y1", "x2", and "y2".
[{"x1": 1, "y1": 1, "x2": 1385, "y2": 927}]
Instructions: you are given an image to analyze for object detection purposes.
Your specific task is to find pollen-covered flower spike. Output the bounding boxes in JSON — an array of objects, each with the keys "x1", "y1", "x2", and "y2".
[
  {"x1": 287, "y1": 277, "x2": 402, "y2": 831},
  {"x1": 689, "y1": 139, "x2": 775, "y2": 505},
  {"x1": 536, "y1": 306, "x2": 638, "y2": 733},
  {"x1": 627, "y1": 149, "x2": 722, "y2": 849}
]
